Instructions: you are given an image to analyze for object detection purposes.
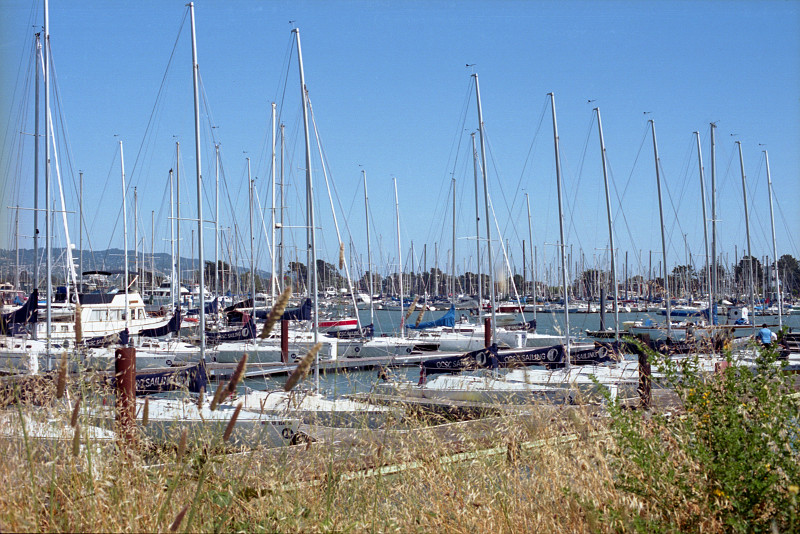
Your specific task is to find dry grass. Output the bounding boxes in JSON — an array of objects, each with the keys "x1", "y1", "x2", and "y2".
[
  {"x1": 7, "y1": 351, "x2": 791, "y2": 534},
  {"x1": 0, "y1": 384, "x2": 652, "y2": 534}
]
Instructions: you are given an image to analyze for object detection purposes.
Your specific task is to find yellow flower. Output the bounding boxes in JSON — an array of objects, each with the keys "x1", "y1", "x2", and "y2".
[{"x1": 789, "y1": 485, "x2": 799, "y2": 495}]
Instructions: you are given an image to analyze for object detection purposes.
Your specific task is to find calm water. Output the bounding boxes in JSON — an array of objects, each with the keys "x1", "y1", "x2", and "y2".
[{"x1": 243, "y1": 308, "x2": 800, "y2": 396}]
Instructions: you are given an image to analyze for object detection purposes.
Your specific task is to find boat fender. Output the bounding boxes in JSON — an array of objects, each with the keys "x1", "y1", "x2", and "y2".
[
  {"x1": 547, "y1": 348, "x2": 559, "y2": 362},
  {"x1": 476, "y1": 351, "x2": 488, "y2": 367},
  {"x1": 165, "y1": 359, "x2": 172, "y2": 367}
]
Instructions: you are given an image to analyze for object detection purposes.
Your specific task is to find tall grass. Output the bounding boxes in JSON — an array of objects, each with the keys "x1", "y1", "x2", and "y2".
[{"x1": 0, "y1": 343, "x2": 797, "y2": 532}]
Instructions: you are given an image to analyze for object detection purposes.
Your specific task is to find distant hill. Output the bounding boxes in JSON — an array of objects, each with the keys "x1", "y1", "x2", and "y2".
[{"x1": 0, "y1": 247, "x2": 270, "y2": 280}]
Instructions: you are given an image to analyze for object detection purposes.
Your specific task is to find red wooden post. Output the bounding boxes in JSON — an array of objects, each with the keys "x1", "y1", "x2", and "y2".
[{"x1": 484, "y1": 317, "x2": 492, "y2": 347}]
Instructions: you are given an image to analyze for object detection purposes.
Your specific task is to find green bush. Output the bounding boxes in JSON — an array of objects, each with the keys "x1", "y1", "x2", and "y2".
[{"x1": 589, "y1": 344, "x2": 799, "y2": 532}]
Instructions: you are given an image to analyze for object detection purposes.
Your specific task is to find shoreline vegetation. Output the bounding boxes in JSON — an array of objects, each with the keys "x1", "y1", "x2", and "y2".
[{"x1": 1, "y1": 343, "x2": 798, "y2": 533}]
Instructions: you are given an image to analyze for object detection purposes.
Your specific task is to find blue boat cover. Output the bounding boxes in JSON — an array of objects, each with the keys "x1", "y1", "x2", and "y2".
[
  {"x1": 407, "y1": 304, "x2": 455, "y2": 330},
  {"x1": 280, "y1": 298, "x2": 312, "y2": 321},
  {"x1": 326, "y1": 324, "x2": 374, "y2": 339},
  {"x1": 421, "y1": 344, "x2": 499, "y2": 375},
  {"x1": 0, "y1": 289, "x2": 38, "y2": 335},
  {"x1": 109, "y1": 359, "x2": 208, "y2": 395},
  {"x1": 140, "y1": 308, "x2": 182, "y2": 338},
  {"x1": 206, "y1": 317, "x2": 256, "y2": 345}
]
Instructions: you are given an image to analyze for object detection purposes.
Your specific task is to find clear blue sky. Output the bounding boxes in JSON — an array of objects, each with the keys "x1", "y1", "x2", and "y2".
[{"x1": 2, "y1": 0, "x2": 798, "y2": 283}]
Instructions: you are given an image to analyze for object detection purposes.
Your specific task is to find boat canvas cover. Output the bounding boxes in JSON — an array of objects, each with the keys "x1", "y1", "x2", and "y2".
[
  {"x1": 109, "y1": 359, "x2": 208, "y2": 394},
  {"x1": 326, "y1": 323, "x2": 374, "y2": 339},
  {"x1": 140, "y1": 308, "x2": 182, "y2": 338},
  {"x1": 84, "y1": 328, "x2": 130, "y2": 348},
  {"x1": 0, "y1": 289, "x2": 38, "y2": 335},
  {"x1": 421, "y1": 344, "x2": 500, "y2": 375},
  {"x1": 407, "y1": 304, "x2": 456, "y2": 330},
  {"x1": 277, "y1": 298, "x2": 312, "y2": 321},
  {"x1": 206, "y1": 317, "x2": 256, "y2": 345}
]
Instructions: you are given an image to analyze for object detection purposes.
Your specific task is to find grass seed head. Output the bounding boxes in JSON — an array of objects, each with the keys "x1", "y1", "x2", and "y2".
[
  {"x1": 404, "y1": 296, "x2": 419, "y2": 320},
  {"x1": 210, "y1": 383, "x2": 227, "y2": 411},
  {"x1": 169, "y1": 504, "x2": 189, "y2": 532},
  {"x1": 284, "y1": 343, "x2": 321, "y2": 392},
  {"x1": 226, "y1": 354, "x2": 248, "y2": 394},
  {"x1": 56, "y1": 352, "x2": 68, "y2": 399},
  {"x1": 142, "y1": 396, "x2": 150, "y2": 426},
  {"x1": 260, "y1": 287, "x2": 292, "y2": 339},
  {"x1": 176, "y1": 428, "x2": 188, "y2": 464},
  {"x1": 74, "y1": 301, "x2": 82, "y2": 345},
  {"x1": 223, "y1": 403, "x2": 242, "y2": 442},
  {"x1": 415, "y1": 308, "x2": 426, "y2": 327},
  {"x1": 70, "y1": 397, "x2": 81, "y2": 428},
  {"x1": 71, "y1": 423, "x2": 81, "y2": 457}
]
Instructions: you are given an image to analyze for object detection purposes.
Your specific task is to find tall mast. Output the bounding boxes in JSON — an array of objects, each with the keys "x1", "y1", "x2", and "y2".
[
  {"x1": 294, "y1": 28, "x2": 320, "y2": 389},
  {"x1": 169, "y1": 169, "x2": 176, "y2": 310},
  {"x1": 526, "y1": 194, "x2": 537, "y2": 325},
  {"x1": 270, "y1": 102, "x2": 277, "y2": 300},
  {"x1": 120, "y1": 140, "x2": 129, "y2": 333},
  {"x1": 451, "y1": 177, "x2": 456, "y2": 301},
  {"x1": 44, "y1": 0, "x2": 51, "y2": 358},
  {"x1": 694, "y1": 132, "x2": 713, "y2": 327},
  {"x1": 176, "y1": 141, "x2": 181, "y2": 300},
  {"x1": 279, "y1": 123, "x2": 285, "y2": 291},
  {"x1": 471, "y1": 132, "x2": 482, "y2": 319},
  {"x1": 474, "y1": 73, "x2": 496, "y2": 342},
  {"x1": 394, "y1": 177, "x2": 404, "y2": 338},
  {"x1": 214, "y1": 144, "x2": 220, "y2": 298},
  {"x1": 363, "y1": 169, "x2": 374, "y2": 326},
  {"x1": 14, "y1": 208, "x2": 19, "y2": 291},
  {"x1": 34, "y1": 34, "x2": 40, "y2": 312},
  {"x1": 736, "y1": 141, "x2": 755, "y2": 331},
  {"x1": 596, "y1": 108, "x2": 619, "y2": 341},
  {"x1": 549, "y1": 93, "x2": 570, "y2": 360},
  {"x1": 134, "y1": 187, "x2": 138, "y2": 289},
  {"x1": 79, "y1": 171, "x2": 83, "y2": 290},
  {"x1": 248, "y1": 159, "x2": 255, "y2": 328},
  {"x1": 151, "y1": 210, "x2": 155, "y2": 295},
  {"x1": 650, "y1": 120, "x2": 671, "y2": 339},
  {"x1": 189, "y1": 2, "x2": 206, "y2": 361},
  {"x1": 710, "y1": 124, "x2": 718, "y2": 299},
  {"x1": 764, "y1": 150, "x2": 782, "y2": 329}
]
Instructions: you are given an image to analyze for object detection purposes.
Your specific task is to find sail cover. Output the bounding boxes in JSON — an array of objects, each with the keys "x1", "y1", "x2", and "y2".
[
  {"x1": 0, "y1": 290, "x2": 38, "y2": 335},
  {"x1": 206, "y1": 317, "x2": 256, "y2": 345},
  {"x1": 109, "y1": 359, "x2": 208, "y2": 394},
  {"x1": 140, "y1": 308, "x2": 182, "y2": 338},
  {"x1": 280, "y1": 298, "x2": 312, "y2": 321},
  {"x1": 407, "y1": 304, "x2": 455, "y2": 330}
]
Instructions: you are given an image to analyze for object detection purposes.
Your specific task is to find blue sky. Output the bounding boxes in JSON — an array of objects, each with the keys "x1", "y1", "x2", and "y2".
[{"x1": 2, "y1": 0, "x2": 798, "y2": 283}]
